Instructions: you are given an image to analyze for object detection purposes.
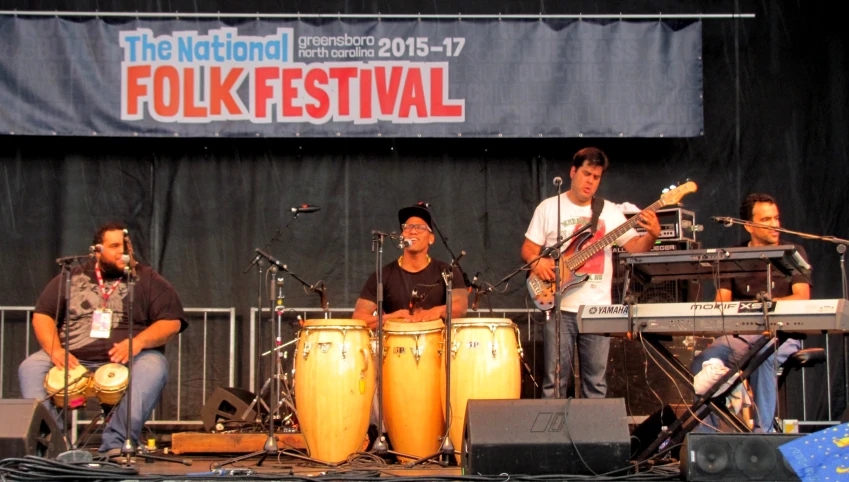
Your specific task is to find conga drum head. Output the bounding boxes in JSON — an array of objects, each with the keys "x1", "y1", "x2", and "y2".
[
  {"x1": 383, "y1": 319, "x2": 444, "y2": 333},
  {"x1": 92, "y1": 363, "x2": 129, "y2": 405},
  {"x1": 44, "y1": 364, "x2": 90, "y2": 408},
  {"x1": 303, "y1": 318, "x2": 368, "y2": 329}
]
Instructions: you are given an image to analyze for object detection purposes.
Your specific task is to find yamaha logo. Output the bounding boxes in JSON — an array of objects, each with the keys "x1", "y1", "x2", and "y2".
[{"x1": 589, "y1": 307, "x2": 598, "y2": 315}]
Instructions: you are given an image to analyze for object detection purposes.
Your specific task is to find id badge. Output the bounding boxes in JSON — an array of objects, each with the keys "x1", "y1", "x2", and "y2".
[{"x1": 90, "y1": 308, "x2": 113, "y2": 338}]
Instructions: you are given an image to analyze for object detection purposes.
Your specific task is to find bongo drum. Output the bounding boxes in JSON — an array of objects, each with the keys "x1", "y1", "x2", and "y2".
[
  {"x1": 44, "y1": 364, "x2": 90, "y2": 409},
  {"x1": 91, "y1": 363, "x2": 129, "y2": 406},
  {"x1": 382, "y1": 319, "x2": 445, "y2": 459},
  {"x1": 294, "y1": 319, "x2": 375, "y2": 463},
  {"x1": 442, "y1": 318, "x2": 522, "y2": 461}
]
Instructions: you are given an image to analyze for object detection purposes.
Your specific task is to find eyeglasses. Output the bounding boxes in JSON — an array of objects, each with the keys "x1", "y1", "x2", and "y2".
[{"x1": 402, "y1": 223, "x2": 431, "y2": 233}]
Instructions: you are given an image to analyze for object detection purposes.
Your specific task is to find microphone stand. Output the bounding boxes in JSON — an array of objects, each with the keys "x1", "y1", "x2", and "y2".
[
  {"x1": 54, "y1": 255, "x2": 89, "y2": 461},
  {"x1": 475, "y1": 221, "x2": 594, "y2": 306},
  {"x1": 216, "y1": 249, "x2": 332, "y2": 469},
  {"x1": 369, "y1": 231, "x2": 392, "y2": 456},
  {"x1": 406, "y1": 252, "x2": 465, "y2": 467},
  {"x1": 553, "y1": 179, "x2": 564, "y2": 399}
]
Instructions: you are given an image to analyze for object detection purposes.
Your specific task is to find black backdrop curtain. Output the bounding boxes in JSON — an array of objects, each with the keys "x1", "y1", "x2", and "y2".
[{"x1": 1, "y1": 0, "x2": 847, "y2": 422}]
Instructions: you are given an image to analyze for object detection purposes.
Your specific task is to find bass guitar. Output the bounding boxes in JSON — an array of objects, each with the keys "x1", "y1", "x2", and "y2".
[{"x1": 526, "y1": 182, "x2": 697, "y2": 310}]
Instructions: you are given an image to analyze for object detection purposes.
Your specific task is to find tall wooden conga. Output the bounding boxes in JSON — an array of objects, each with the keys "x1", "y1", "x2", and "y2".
[
  {"x1": 295, "y1": 319, "x2": 375, "y2": 463},
  {"x1": 442, "y1": 318, "x2": 522, "y2": 461},
  {"x1": 382, "y1": 319, "x2": 445, "y2": 459}
]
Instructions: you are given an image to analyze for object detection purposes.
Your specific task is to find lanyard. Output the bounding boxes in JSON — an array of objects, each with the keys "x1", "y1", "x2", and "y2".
[{"x1": 94, "y1": 262, "x2": 123, "y2": 307}]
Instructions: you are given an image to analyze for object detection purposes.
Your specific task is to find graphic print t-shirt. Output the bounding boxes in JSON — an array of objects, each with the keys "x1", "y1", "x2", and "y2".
[
  {"x1": 525, "y1": 194, "x2": 637, "y2": 312},
  {"x1": 34, "y1": 261, "x2": 187, "y2": 361}
]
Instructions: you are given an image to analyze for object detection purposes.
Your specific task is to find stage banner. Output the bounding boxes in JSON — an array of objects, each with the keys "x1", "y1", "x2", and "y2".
[{"x1": 0, "y1": 17, "x2": 702, "y2": 138}]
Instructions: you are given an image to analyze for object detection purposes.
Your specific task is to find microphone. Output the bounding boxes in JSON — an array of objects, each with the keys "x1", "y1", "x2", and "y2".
[
  {"x1": 255, "y1": 248, "x2": 287, "y2": 270},
  {"x1": 398, "y1": 236, "x2": 414, "y2": 249},
  {"x1": 122, "y1": 229, "x2": 138, "y2": 278},
  {"x1": 472, "y1": 288, "x2": 481, "y2": 311},
  {"x1": 315, "y1": 282, "x2": 329, "y2": 310},
  {"x1": 409, "y1": 288, "x2": 424, "y2": 314},
  {"x1": 268, "y1": 265, "x2": 280, "y2": 304},
  {"x1": 90, "y1": 244, "x2": 103, "y2": 254},
  {"x1": 468, "y1": 272, "x2": 480, "y2": 292},
  {"x1": 553, "y1": 176, "x2": 563, "y2": 187},
  {"x1": 711, "y1": 216, "x2": 734, "y2": 227},
  {"x1": 291, "y1": 205, "x2": 321, "y2": 214}
]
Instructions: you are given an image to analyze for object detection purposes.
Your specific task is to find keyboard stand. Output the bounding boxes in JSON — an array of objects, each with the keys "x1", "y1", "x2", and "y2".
[{"x1": 634, "y1": 333, "x2": 791, "y2": 462}]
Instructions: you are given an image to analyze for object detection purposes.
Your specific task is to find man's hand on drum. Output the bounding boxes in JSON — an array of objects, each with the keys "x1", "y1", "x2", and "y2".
[
  {"x1": 50, "y1": 348, "x2": 79, "y2": 369},
  {"x1": 410, "y1": 306, "x2": 443, "y2": 323},
  {"x1": 530, "y1": 257, "x2": 556, "y2": 282},
  {"x1": 385, "y1": 308, "x2": 413, "y2": 321},
  {"x1": 108, "y1": 338, "x2": 144, "y2": 364}
]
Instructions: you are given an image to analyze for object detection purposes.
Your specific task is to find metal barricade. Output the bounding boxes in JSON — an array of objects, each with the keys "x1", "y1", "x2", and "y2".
[{"x1": 0, "y1": 305, "x2": 236, "y2": 440}]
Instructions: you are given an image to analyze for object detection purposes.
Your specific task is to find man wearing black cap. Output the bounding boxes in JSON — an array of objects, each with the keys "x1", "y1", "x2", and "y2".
[{"x1": 353, "y1": 205, "x2": 467, "y2": 328}]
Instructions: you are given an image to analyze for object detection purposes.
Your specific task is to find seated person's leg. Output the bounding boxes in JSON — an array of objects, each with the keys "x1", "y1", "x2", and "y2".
[
  {"x1": 690, "y1": 335, "x2": 757, "y2": 432},
  {"x1": 18, "y1": 350, "x2": 63, "y2": 428},
  {"x1": 749, "y1": 338, "x2": 803, "y2": 433},
  {"x1": 100, "y1": 350, "x2": 168, "y2": 451}
]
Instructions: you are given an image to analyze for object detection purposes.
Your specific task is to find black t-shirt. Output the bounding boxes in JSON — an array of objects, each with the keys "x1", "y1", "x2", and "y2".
[
  {"x1": 34, "y1": 260, "x2": 188, "y2": 361},
  {"x1": 359, "y1": 259, "x2": 466, "y2": 315},
  {"x1": 719, "y1": 242, "x2": 813, "y2": 299}
]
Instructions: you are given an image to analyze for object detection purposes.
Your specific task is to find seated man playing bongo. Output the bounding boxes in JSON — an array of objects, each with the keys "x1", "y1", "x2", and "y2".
[
  {"x1": 18, "y1": 222, "x2": 187, "y2": 453},
  {"x1": 353, "y1": 204, "x2": 467, "y2": 326}
]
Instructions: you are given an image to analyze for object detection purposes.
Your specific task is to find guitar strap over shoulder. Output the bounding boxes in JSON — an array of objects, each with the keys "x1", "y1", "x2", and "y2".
[{"x1": 590, "y1": 196, "x2": 605, "y2": 234}]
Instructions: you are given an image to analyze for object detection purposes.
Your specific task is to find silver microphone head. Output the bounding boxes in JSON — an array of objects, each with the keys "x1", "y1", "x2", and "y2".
[
  {"x1": 553, "y1": 176, "x2": 563, "y2": 187},
  {"x1": 121, "y1": 254, "x2": 131, "y2": 264}
]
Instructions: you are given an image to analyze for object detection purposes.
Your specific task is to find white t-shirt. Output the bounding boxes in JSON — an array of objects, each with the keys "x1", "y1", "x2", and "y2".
[{"x1": 524, "y1": 193, "x2": 638, "y2": 312}]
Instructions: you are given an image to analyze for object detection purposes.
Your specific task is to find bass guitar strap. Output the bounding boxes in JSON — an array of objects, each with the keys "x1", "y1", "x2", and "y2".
[{"x1": 590, "y1": 195, "x2": 605, "y2": 234}]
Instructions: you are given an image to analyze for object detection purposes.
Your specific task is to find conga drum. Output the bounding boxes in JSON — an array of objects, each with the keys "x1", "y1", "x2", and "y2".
[
  {"x1": 295, "y1": 319, "x2": 375, "y2": 463},
  {"x1": 91, "y1": 363, "x2": 129, "y2": 406},
  {"x1": 43, "y1": 364, "x2": 91, "y2": 409},
  {"x1": 382, "y1": 319, "x2": 445, "y2": 459},
  {"x1": 442, "y1": 318, "x2": 522, "y2": 461}
]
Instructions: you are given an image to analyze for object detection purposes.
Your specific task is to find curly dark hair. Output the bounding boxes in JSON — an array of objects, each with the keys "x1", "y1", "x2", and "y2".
[{"x1": 739, "y1": 193, "x2": 777, "y2": 221}]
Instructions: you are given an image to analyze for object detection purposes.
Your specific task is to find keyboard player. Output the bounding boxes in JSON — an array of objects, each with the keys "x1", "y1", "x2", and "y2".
[{"x1": 692, "y1": 193, "x2": 812, "y2": 433}]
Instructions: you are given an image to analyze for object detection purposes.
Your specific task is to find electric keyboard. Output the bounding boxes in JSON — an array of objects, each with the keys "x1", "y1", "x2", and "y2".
[{"x1": 576, "y1": 299, "x2": 849, "y2": 335}]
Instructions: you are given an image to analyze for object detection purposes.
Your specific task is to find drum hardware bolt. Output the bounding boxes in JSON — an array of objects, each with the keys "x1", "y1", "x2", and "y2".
[
  {"x1": 490, "y1": 342, "x2": 499, "y2": 359},
  {"x1": 303, "y1": 342, "x2": 312, "y2": 360},
  {"x1": 360, "y1": 348, "x2": 370, "y2": 373},
  {"x1": 451, "y1": 341, "x2": 460, "y2": 359},
  {"x1": 413, "y1": 346, "x2": 423, "y2": 364},
  {"x1": 341, "y1": 342, "x2": 348, "y2": 358}
]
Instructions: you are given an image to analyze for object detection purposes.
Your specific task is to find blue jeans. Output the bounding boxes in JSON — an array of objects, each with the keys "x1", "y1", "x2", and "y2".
[
  {"x1": 18, "y1": 349, "x2": 168, "y2": 451},
  {"x1": 691, "y1": 335, "x2": 800, "y2": 433},
  {"x1": 543, "y1": 311, "x2": 610, "y2": 398}
]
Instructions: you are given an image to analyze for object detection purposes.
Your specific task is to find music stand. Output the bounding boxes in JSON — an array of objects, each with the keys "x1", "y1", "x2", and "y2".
[{"x1": 619, "y1": 245, "x2": 811, "y2": 283}]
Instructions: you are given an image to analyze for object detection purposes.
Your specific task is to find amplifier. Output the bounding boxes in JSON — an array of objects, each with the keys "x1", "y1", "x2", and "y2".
[{"x1": 625, "y1": 207, "x2": 699, "y2": 242}]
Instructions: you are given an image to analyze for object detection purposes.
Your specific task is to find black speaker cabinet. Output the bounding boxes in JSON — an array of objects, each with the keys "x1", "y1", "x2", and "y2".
[
  {"x1": 681, "y1": 433, "x2": 804, "y2": 481},
  {"x1": 0, "y1": 399, "x2": 66, "y2": 458},
  {"x1": 462, "y1": 398, "x2": 630, "y2": 475},
  {"x1": 200, "y1": 387, "x2": 257, "y2": 432}
]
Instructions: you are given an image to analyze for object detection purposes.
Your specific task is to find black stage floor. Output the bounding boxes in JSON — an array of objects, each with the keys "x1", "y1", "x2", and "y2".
[{"x1": 0, "y1": 449, "x2": 683, "y2": 481}]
